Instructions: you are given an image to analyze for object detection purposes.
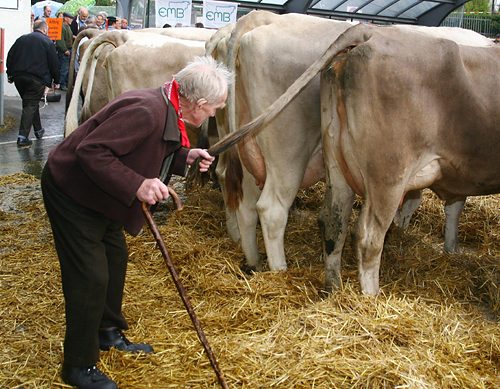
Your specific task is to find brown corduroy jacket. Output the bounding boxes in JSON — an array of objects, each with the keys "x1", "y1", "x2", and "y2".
[{"x1": 47, "y1": 87, "x2": 189, "y2": 235}]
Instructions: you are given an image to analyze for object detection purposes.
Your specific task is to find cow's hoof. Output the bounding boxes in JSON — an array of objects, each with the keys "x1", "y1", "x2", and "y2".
[
  {"x1": 319, "y1": 287, "x2": 332, "y2": 299},
  {"x1": 443, "y1": 244, "x2": 459, "y2": 254},
  {"x1": 240, "y1": 264, "x2": 258, "y2": 275}
]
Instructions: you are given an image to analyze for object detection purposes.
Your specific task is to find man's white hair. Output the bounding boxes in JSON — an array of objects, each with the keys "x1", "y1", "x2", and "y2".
[{"x1": 174, "y1": 56, "x2": 233, "y2": 105}]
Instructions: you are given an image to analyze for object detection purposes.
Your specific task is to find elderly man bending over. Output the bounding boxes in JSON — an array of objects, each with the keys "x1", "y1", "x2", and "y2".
[{"x1": 41, "y1": 56, "x2": 233, "y2": 389}]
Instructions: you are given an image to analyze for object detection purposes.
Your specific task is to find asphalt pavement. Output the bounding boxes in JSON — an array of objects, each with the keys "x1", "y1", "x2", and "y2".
[{"x1": 0, "y1": 92, "x2": 66, "y2": 177}]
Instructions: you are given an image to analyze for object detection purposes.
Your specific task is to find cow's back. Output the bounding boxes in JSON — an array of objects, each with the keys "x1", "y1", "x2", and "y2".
[
  {"x1": 105, "y1": 33, "x2": 206, "y2": 97},
  {"x1": 235, "y1": 15, "x2": 352, "y2": 186},
  {"x1": 331, "y1": 27, "x2": 500, "y2": 199}
]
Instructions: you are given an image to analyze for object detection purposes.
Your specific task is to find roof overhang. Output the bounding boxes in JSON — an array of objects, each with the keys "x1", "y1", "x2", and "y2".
[{"x1": 221, "y1": 0, "x2": 469, "y2": 26}]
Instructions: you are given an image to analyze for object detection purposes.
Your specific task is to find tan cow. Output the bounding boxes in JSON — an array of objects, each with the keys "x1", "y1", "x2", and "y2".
[
  {"x1": 223, "y1": 23, "x2": 500, "y2": 294},
  {"x1": 391, "y1": 26, "x2": 494, "y2": 253},
  {"x1": 209, "y1": 11, "x2": 352, "y2": 272},
  {"x1": 65, "y1": 28, "x2": 215, "y2": 136},
  {"x1": 209, "y1": 13, "x2": 477, "y2": 272}
]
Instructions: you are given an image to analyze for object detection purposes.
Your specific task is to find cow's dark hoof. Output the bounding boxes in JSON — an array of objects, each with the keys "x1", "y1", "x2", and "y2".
[{"x1": 240, "y1": 264, "x2": 257, "y2": 275}]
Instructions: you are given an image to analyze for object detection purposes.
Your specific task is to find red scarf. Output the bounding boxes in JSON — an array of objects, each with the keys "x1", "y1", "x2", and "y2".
[{"x1": 164, "y1": 79, "x2": 190, "y2": 147}]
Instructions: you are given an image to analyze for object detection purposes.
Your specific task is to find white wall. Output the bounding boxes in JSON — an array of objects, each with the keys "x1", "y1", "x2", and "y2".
[{"x1": 1, "y1": 1, "x2": 31, "y2": 96}]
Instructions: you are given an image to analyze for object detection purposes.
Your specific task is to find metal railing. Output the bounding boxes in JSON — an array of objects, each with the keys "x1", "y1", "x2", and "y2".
[{"x1": 441, "y1": 8, "x2": 496, "y2": 38}]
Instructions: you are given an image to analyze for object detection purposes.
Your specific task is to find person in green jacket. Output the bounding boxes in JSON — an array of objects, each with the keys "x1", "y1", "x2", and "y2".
[{"x1": 55, "y1": 12, "x2": 74, "y2": 91}]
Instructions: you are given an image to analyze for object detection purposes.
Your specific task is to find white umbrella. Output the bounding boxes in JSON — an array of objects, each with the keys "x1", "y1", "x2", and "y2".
[{"x1": 32, "y1": 1, "x2": 64, "y2": 19}]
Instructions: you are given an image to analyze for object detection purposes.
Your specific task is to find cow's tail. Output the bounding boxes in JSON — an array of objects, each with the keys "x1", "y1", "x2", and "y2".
[
  {"x1": 64, "y1": 33, "x2": 124, "y2": 137},
  {"x1": 65, "y1": 34, "x2": 81, "y2": 111},
  {"x1": 208, "y1": 23, "x2": 374, "y2": 156},
  {"x1": 66, "y1": 29, "x2": 100, "y2": 111},
  {"x1": 65, "y1": 39, "x2": 108, "y2": 136},
  {"x1": 223, "y1": 147, "x2": 244, "y2": 210},
  {"x1": 205, "y1": 23, "x2": 234, "y2": 59},
  {"x1": 226, "y1": 10, "x2": 279, "y2": 135},
  {"x1": 79, "y1": 43, "x2": 114, "y2": 121}
]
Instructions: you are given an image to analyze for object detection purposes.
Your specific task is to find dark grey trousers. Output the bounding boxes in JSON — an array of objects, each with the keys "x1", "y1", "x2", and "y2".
[
  {"x1": 13, "y1": 75, "x2": 45, "y2": 138},
  {"x1": 41, "y1": 165, "x2": 129, "y2": 367}
]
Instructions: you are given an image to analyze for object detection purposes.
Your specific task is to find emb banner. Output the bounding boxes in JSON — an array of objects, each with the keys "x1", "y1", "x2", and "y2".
[
  {"x1": 155, "y1": 0, "x2": 192, "y2": 27},
  {"x1": 202, "y1": 0, "x2": 238, "y2": 29}
]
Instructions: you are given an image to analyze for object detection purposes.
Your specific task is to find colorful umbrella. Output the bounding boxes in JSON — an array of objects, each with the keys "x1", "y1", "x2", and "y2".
[
  {"x1": 57, "y1": 0, "x2": 96, "y2": 17},
  {"x1": 32, "y1": 1, "x2": 63, "y2": 19}
]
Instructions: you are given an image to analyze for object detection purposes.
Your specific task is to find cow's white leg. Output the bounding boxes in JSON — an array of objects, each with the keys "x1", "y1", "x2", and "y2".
[
  {"x1": 393, "y1": 190, "x2": 422, "y2": 229},
  {"x1": 224, "y1": 208, "x2": 240, "y2": 243},
  {"x1": 215, "y1": 156, "x2": 241, "y2": 243},
  {"x1": 236, "y1": 169, "x2": 262, "y2": 270},
  {"x1": 256, "y1": 176, "x2": 300, "y2": 271},
  {"x1": 443, "y1": 198, "x2": 465, "y2": 253},
  {"x1": 357, "y1": 192, "x2": 402, "y2": 295}
]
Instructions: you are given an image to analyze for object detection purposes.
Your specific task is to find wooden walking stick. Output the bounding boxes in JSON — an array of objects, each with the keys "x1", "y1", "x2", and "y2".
[{"x1": 141, "y1": 196, "x2": 229, "y2": 389}]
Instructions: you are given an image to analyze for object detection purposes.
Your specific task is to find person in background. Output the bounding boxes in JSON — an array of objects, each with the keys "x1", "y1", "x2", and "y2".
[
  {"x1": 74, "y1": 23, "x2": 98, "y2": 74},
  {"x1": 41, "y1": 56, "x2": 232, "y2": 389},
  {"x1": 6, "y1": 20, "x2": 60, "y2": 147},
  {"x1": 55, "y1": 12, "x2": 74, "y2": 91},
  {"x1": 96, "y1": 12, "x2": 108, "y2": 29},
  {"x1": 121, "y1": 18, "x2": 130, "y2": 30},
  {"x1": 70, "y1": 6, "x2": 89, "y2": 37},
  {"x1": 36, "y1": 5, "x2": 52, "y2": 21},
  {"x1": 85, "y1": 15, "x2": 97, "y2": 29},
  {"x1": 162, "y1": 23, "x2": 171, "y2": 28},
  {"x1": 95, "y1": 13, "x2": 105, "y2": 29},
  {"x1": 106, "y1": 16, "x2": 119, "y2": 30},
  {"x1": 195, "y1": 22, "x2": 204, "y2": 28}
]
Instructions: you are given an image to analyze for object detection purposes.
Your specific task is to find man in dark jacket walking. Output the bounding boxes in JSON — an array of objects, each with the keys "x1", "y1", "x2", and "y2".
[{"x1": 6, "y1": 20, "x2": 60, "y2": 147}]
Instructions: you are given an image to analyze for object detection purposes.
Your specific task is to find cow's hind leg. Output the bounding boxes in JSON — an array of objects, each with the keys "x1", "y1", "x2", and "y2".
[
  {"x1": 319, "y1": 165, "x2": 354, "y2": 293},
  {"x1": 256, "y1": 173, "x2": 302, "y2": 271},
  {"x1": 357, "y1": 189, "x2": 403, "y2": 295},
  {"x1": 236, "y1": 169, "x2": 263, "y2": 271},
  {"x1": 443, "y1": 197, "x2": 465, "y2": 253},
  {"x1": 393, "y1": 190, "x2": 422, "y2": 229}
]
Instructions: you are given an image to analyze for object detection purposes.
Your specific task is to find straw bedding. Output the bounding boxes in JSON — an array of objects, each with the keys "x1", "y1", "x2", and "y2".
[{"x1": 0, "y1": 173, "x2": 498, "y2": 388}]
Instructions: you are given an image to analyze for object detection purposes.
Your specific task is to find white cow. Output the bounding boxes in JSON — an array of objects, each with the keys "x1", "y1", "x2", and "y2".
[
  {"x1": 65, "y1": 28, "x2": 215, "y2": 136},
  {"x1": 209, "y1": 11, "x2": 352, "y2": 271},
  {"x1": 222, "y1": 23, "x2": 500, "y2": 294},
  {"x1": 209, "y1": 13, "x2": 490, "y2": 272}
]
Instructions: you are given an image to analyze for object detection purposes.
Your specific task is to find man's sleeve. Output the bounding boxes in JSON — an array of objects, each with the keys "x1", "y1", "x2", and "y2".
[
  {"x1": 70, "y1": 20, "x2": 78, "y2": 36},
  {"x1": 6, "y1": 42, "x2": 16, "y2": 79},
  {"x1": 55, "y1": 38, "x2": 66, "y2": 52},
  {"x1": 47, "y1": 41, "x2": 60, "y2": 84}
]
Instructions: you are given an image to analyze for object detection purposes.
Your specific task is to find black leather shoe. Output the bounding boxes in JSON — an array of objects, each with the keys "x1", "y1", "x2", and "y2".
[
  {"x1": 99, "y1": 328, "x2": 154, "y2": 353},
  {"x1": 34, "y1": 128, "x2": 45, "y2": 139},
  {"x1": 61, "y1": 364, "x2": 117, "y2": 389},
  {"x1": 17, "y1": 137, "x2": 32, "y2": 147}
]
